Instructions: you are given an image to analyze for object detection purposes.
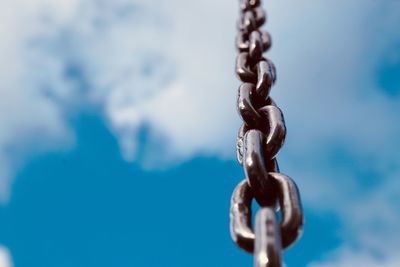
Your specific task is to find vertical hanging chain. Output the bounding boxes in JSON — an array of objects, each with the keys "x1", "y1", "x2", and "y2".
[{"x1": 230, "y1": 1, "x2": 304, "y2": 266}]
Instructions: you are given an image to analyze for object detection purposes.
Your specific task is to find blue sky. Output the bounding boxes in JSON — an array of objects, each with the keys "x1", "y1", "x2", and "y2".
[
  {"x1": 0, "y1": 113, "x2": 341, "y2": 267},
  {"x1": 0, "y1": 1, "x2": 399, "y2": 267}
]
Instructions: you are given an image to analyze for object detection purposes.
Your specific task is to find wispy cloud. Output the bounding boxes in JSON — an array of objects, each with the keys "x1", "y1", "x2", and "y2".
[
  {"x1": 0, "y1": 0, "x2": 75, "y2": 203},
  {"x1": 264, "y1": 2, "x2": 400, "y2": 266},
  {"x1": 309, "y1": 247, "x2": 400, "y2": 267},
  {"x1": 0, "y1": 246, "x2": 13, "y2": 267}
]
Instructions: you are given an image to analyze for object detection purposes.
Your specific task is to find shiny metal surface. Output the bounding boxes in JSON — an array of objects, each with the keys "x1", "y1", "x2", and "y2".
[
  {"x1": 237, "y1": 124, "x2": 281, "y2": 169},
  {"x1": 243, "y1": 129, "x2": 276, "y2": 206},
  {"x1": 256, "y1": 59, "x2": 276, "y2": 98},
  {"x1": 254, "y1": 208, "x2": 282, "y2": 267},
  {"x1": 238, "y1": 10, "x2": 257, "y2": 33},
  {"x1": 258, "y1": 105, "x2": 286, "y2": 159},
  {"x1": 230, "y1": 0, "x2": 304, "y2": 266},
  {"x1": 237, "y1": 83, "x2": 262, "y2": 128},
  {"x1": 240, "y1": 0, "x2": 261, "y2": 11},
  {"x1": 237, "y1": 31, "x2": 249, "y2": 52},
  {"x1": 230, "y1": 180, "x2": 255, "y2": 253},
  {"x1": 229, "y1": 175, "x2": 303, "y2": 251},
  {"x1": 269, "y1": 173, "x2": 304, "y2": 249},
  {"x1": 254, "y1": 7, "x2": 266, "y2": 27},
  {"x1": 260, "y1": 31, "x2": 272, "y2": 51},
  {"x1": 236, "y1": 124, "x2": 247, "y2": 164},
  {"x1": 236, "y1": 52, "x2": 257, "y2": 82},
  {"x1": 249, "y1": 31, "x2": 264, "y2": 60}
]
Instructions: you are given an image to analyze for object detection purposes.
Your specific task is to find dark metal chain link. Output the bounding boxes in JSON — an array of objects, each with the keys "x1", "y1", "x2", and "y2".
[{"x1": 230, "y1": 1, "x2": 304, "y2": 266}]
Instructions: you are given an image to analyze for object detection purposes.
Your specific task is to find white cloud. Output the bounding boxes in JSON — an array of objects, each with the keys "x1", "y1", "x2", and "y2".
[
  {"x1": 262, "y1": 2, "x2": 400, "y2": 266},
  {"x1": 0, "y1": 0, "x2": 240, "y2": 169},
  {"x1": 309, "y1": 247, "x2": 400, "y2": 267},
  {"x1": 0, "y1": 246, "x2": 13, "y2": 267},
  {"x1": 63, "y1": 0, "x2": 240, "y2": 164},
  {"x1": 0, "y1": 0, "x2": 74, "y2": 203},
  {"x1": 307, "y1": 168, "x2": 400, "y2": 267}
]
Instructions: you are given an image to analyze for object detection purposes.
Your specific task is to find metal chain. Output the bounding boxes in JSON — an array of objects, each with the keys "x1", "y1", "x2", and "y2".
[{"x1": 230, "y1": 1, "x2": 304, "y2": 266}]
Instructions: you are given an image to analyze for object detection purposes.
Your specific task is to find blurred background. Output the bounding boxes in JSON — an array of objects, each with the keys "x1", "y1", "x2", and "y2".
[{"x1": 0, "y1": 0, "x2": 399, "y2": 266}]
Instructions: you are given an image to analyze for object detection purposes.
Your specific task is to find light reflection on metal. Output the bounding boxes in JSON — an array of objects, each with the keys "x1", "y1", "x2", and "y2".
[{"x1": 230, "y1": 1, "x2": 304, "y2": 266}]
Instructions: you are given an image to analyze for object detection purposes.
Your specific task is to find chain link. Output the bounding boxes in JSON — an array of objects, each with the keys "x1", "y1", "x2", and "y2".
[{"x1": 230, "y1": 1, "x2": 304, "y2": 266}]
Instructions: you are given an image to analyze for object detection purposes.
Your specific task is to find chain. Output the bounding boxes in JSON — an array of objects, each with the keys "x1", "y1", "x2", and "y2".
[{"x1": 230, "y1": 1, "x2": 304, "y2": 266}]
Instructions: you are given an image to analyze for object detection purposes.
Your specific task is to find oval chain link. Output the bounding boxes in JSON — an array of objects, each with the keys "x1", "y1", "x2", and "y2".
[{"x1": 230, "y1": 1, "x2": 304, "y2": 266}]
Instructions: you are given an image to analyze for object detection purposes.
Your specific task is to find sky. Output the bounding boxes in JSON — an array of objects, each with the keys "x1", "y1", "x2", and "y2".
[{"x1": 0, "y1": 0, "x2": 399, "y2": 267}]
